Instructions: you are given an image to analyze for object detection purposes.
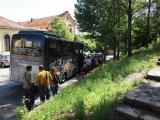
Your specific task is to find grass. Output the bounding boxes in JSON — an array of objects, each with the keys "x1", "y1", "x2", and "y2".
[{"x1": 17, "y1": 44, "x2": 160, "y2": 120}]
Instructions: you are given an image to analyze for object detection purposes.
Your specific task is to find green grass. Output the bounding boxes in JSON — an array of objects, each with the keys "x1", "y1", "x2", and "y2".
[{"x1": 17, "y1": 45, "x2": 160, "y2": 120}]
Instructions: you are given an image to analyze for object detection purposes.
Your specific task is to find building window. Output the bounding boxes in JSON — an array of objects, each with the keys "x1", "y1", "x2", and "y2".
[{"x1": 4, "y1": 34, "x2": 10, "y2": 51}]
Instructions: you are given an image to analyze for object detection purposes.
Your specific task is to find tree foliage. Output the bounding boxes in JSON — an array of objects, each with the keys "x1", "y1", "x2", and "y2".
[
  {"x1": 74, "y1": 35, "x2": 97, "y2": 51},
  {"x1": 50, "y1": 17, "x2": 74, "y2": 40},
  {"x1": 75, "y1": 0, "x2": 160, "y2": 58}
]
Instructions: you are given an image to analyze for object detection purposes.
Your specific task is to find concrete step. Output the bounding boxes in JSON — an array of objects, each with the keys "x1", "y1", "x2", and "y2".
[
  {"x1": 116, "y1": 104, "x2": 160, "y2": 120},
  {"x1": 124, "y1": 80, "x2": 160, "y2": 114},
  {"x1": 147, "y1": 67, "x2": 160, "y2": 81}
]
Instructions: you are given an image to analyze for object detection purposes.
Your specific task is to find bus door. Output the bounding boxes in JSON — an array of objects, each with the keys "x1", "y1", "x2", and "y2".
[{"x1": 10, "y1": 34, "x2": 44, "y2": 82}]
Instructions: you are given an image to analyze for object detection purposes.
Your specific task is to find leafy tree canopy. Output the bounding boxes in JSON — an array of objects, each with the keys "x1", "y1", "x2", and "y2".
[
  {"x1": 75, "y1": 0, "x2": 160, "y2": 57},
  {"x1": 50, "y1": 17, "x2": 74, "y2": 40},
  {"x1": 74, "y1": 34, "x2": 97, "y2": 51}
]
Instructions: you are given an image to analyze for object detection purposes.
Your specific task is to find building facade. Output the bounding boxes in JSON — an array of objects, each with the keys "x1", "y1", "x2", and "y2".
[
  {"x1": 19, "y1": 11, "x2": 76, "y2": 34},
  {"x1": 0, "y1": 11, "x2": 76, "y2": 52},
  {"x1": 0, "y1": 16, "x2": 26, "y2": 52}
]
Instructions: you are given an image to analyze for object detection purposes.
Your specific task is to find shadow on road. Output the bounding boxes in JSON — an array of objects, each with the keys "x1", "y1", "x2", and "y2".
[{"x1": 0, "y1": 82, "x2": 23, "y2": 120}]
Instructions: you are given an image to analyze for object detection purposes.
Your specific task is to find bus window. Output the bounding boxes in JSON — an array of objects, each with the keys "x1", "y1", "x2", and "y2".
[
  {"x1": 48, "y1": 40, "x2": 61, "y2": 57},
  {"x1": 11, "y1": 35, "x2": 43, "y2": 62},
  {"x1": 63, "y1": 43, "x2": 74, "y2": 56}
]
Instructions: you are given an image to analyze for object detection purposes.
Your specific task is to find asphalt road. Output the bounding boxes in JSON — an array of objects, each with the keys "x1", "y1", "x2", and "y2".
[{"x1": 0, "y1": 67, "x2": 22, "y2": 120}]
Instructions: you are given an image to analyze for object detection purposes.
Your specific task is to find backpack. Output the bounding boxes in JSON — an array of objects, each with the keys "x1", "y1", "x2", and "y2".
[{"x1": 53, "y1": 74, "x2": 60, "y2": 84}]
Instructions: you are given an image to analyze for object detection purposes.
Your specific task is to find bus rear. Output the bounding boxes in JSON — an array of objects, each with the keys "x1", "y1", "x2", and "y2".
[{"x1": 10, "y1": 33, "x2": 44, "y2": 82}]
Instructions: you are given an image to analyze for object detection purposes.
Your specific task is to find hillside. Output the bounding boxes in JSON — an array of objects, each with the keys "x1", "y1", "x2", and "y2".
[{"x1": 18, "y1": 45, "x2": 160, "y2": 120}]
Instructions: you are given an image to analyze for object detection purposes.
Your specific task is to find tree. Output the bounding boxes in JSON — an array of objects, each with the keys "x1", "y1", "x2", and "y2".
[
  {"x1": 75, "y1": 0, "x2": 125, "y2": 59},
  {"x1": 75, "y1": 0, "x2": 159, "y2": 58},
  {"x1": 146, "y1": 0, "x2": 151, "y2": 48},
  {"x1": 74, "y1": 35, "x2": 97, "y2": 51},
  {"x1": 50, "y1": 17, "x2": 74, "y2": 40},
  {"x1": 151, "y1": 0, "x2": 160, "y2": 42},
  {"x1": 128, "y1": 0, "x2": 132, "y2": 57}
]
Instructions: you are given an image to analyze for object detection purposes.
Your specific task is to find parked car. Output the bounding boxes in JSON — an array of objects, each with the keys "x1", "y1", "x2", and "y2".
[{"x1": 0, "y1": 52, "x2": 10, "y2": 68}]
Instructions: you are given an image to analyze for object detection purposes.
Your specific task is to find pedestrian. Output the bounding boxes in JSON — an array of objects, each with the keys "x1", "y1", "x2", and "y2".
[
  {"x1": 78, "y1": 53, "x2": 84, "y2": 74},
  {"x1": 23, "y1": 65, "x2": 35, "y2": 111},
  {"x1": 50, "y1": 67, "x2": 60, "y2": 96},
  {"x1": 83, "y1": 56, "x2": 92, "y2": 75},
  {"x1": 36, "y1": 65, "x2": 52, "y2": 103}
]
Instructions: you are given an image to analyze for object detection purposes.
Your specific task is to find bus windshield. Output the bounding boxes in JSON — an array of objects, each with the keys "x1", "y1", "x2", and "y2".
[{"x1": 11, "y1": 35, "x2": 43, "y2": 62}]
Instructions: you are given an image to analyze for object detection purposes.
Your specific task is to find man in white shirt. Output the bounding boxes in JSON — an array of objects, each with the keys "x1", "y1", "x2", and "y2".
[{"x1": 83, "y1": 56, "x2": 91, "y2": 75}]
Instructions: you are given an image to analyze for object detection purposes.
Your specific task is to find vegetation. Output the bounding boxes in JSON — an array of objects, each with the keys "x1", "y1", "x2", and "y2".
[
  {"x1": 14, "y1": 0, "x2": 160, "y2": 120},
  {"x1": 50, "y1": 17, "x2": 74, "y2": 40},
  {"x1": 74, "y1": 35, "x2": 98, "y2": 52},
  {"x1": 17, "y1": 44, "x2": 160, "y2": 120},
  {"x1": 75, "y1": 0, "x2": 160, "y2": 58}
]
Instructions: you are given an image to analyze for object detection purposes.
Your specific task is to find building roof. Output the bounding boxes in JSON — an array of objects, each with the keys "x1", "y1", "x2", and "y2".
[
  {"x1": 0, "y1": 16, "x2": 25, "y2": 29},
  {"x1": 18, "y1": 11, "x2": 75, "y2": 30}
]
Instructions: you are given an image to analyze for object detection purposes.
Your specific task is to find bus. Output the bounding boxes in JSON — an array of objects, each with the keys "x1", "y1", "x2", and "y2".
[{"x1": 10, "y1": 30, "x2": 84, "y2": 83}]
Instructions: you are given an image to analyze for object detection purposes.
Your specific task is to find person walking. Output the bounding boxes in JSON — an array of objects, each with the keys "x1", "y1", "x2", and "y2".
[
  {"x1": 23, "y1": 65, "x2": 35, "y2": 111},
  {"x1": 50, "y1": 67, "x2": 60, "y2": 96},
  {"x1": 83, "y1": 56, "x2": 92, "y2": 75},
  {"x1": 36, "y1": 65, "x2": 52, "y2": 103}
]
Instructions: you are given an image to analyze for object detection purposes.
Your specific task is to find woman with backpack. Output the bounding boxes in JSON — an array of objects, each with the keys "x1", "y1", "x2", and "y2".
[{"x1": 50, "y1": 67, "x2": 60, "y2": 96}]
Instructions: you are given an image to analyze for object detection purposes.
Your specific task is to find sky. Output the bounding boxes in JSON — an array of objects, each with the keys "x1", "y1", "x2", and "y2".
[{"x1": 0, "y1": 0, "x2": 76, "y2": 22}]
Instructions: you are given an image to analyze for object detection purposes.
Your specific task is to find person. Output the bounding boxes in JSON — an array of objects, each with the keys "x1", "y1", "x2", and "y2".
[
  {"x1": 78, "y1": 53, "x2": 84, "y2": 74},
  {"x1": 83, "y1": 56, "x2": 92, "y2": 75},
  {"x1": 36, "y1": 65, "x2": 52, "y2": 103},
  {"x1": 23, "y1": 65, "x2": 35, "y2": 111},
  {"x1": 50, "y1": 67, "x2": 60, "y2": 96}
]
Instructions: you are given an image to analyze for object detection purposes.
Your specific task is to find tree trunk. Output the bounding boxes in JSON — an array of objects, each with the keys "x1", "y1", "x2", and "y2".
[
  {"x1": 117, "y1": 1, "x2": 120, "y2": 60},
  {"x1": 128, "y1": 0, "x2": 132, "y2": 57},
  {"x1": 146, "y1": 0, "x2": 151, "y2": 48},
  {"x1": 113, "y1": 45, "x2": 117, "y2": 60},
  {"x1": 155, "y1": 0, "x2": 159, "y2": 42}
]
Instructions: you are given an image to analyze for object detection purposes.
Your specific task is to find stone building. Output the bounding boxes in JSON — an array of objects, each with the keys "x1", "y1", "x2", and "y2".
[{"x1": 19, "y1": 11, "x2": 76, "y2": 34}]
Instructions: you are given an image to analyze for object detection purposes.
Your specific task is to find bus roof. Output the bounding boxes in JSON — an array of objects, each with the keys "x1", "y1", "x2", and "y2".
[
  {"x1": 18, "y1": 29, "x2": 61, "y2": 38},
  {"x1": 16, "y1": 30, "x2": 84, "y2": 46}
]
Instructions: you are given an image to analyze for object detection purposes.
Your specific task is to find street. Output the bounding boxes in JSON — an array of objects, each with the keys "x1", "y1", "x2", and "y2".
[
  {"x1": 0, "y1": 67, "x2": 79, "y2": 120},
  {"x1": 0, "y1": 67, "x2": 22, "y2": 120}
]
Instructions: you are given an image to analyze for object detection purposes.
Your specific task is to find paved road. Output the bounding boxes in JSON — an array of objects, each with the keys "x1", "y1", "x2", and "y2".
[
  {"x1": 0, "y1": 67, "x2": 22, "y2": 120},
  {"x1": 0, "y1": 67, "x2": 79, "y2": 120}
]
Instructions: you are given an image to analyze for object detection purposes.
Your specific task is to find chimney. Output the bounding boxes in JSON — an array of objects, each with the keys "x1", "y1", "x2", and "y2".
[{"x1": 31, "y1": 18, "x2": 33, "y2": 22}]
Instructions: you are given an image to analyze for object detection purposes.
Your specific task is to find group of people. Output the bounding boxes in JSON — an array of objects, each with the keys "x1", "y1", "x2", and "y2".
[
  {"x1": 23, "y1": 65, "x2": 60, "y2": 111},
  {"x1": 83, "y1": 53, "x2": 105, "y2": 75},
  {"x1": 22, "y1": 53, "x2": 105, "y2": 111}
]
